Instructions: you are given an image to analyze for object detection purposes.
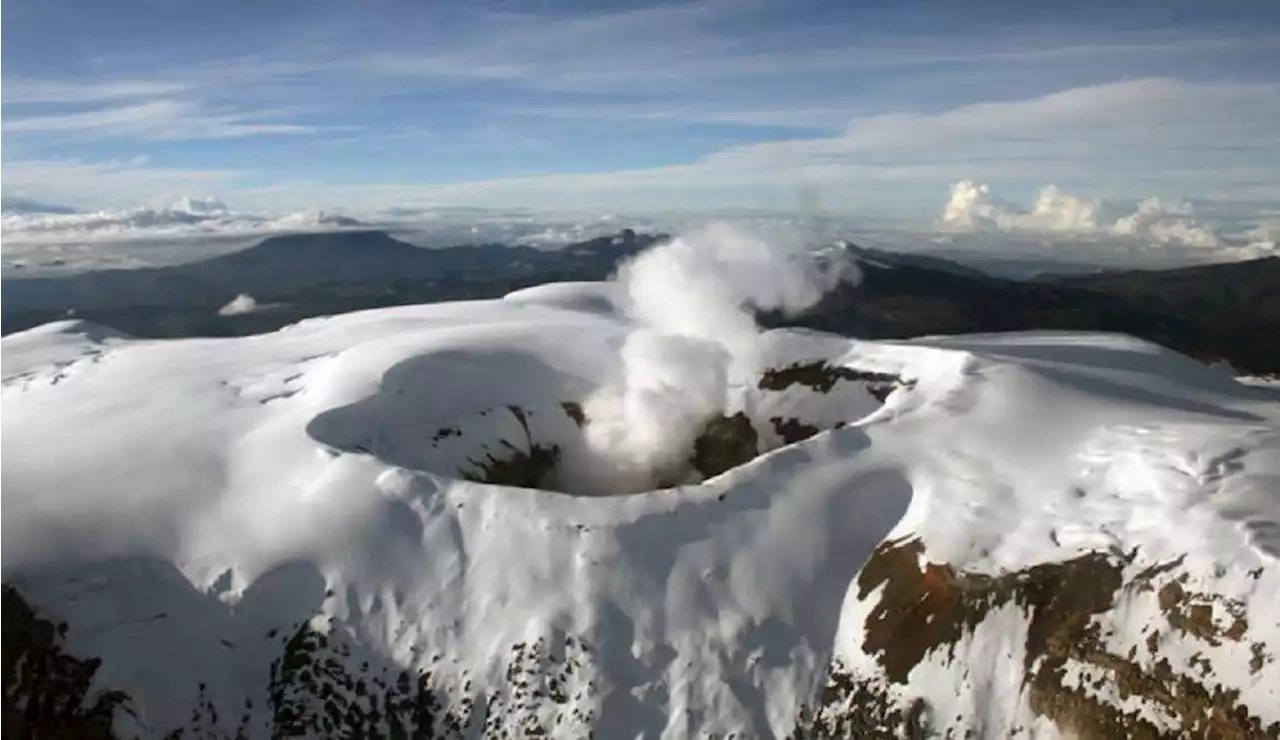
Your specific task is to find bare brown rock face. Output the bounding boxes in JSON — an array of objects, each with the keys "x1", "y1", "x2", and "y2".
[{"x1": 794, "y1": 538, "x2": 1279, "y2": 739}]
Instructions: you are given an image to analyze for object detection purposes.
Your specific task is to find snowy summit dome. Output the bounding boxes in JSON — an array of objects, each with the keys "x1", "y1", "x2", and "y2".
[{"x1": 3, "y1": 229, "x2": 1279, "y2": 739}]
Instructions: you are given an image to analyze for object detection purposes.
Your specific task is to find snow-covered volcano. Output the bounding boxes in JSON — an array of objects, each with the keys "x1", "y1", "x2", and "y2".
[
  {"x1": 306, "y1": 284, "x2": 903, "y2": 497},
  {"x1": 4, "y1": 257, "x2": 1280, "y2": 736}
]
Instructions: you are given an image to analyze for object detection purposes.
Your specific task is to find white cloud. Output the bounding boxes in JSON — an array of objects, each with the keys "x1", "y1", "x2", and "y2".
[
  {"x1": 2, "y1": 80, "x2": 192, "y2": 104},
  {"x1": 272, "y1": 78, "x2": 1278, "y2": 212},
  {"x1": 1239, "y1": 226, "x2": 1279, "y2": 257},
  {"x1": 0, "y1": 198, "x2": 368, "y2": 245},
  {"x1": 941, "y1": 181, "x2": 1101, "y2": 232},
  {"x1": 4, "y1": 79, "x2": 1276, "y2": 219},
  {"x1": 1, "y1": 159, "x2": 246, "y2": 210},
  {"x1": 1110, "y1": 197, "x2": 1221, "y2": 248},
  {"x1": 350, "y1": 8, "x2": 1280, "y2": 99},
  {"x1": 4, "y1": 100, "x2": 315, "y2": 140},
  {"x1": 939, "y1": 180, "x2": 1226, "y2": 249},
  {"x1": 170, "y1": 196, "x2": 230, "y2": 216},
  {"x1": 710, "y1": 78, "x2": 1280, "y2": 184},
  {"x1": 218, "y1": 294, "x2": 259, "y2": 316}
]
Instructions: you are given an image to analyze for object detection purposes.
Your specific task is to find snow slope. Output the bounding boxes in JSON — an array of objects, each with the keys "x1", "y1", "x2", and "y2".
[{"x1": 3, "y1": 288, "x2": 1279, "y2": 738}]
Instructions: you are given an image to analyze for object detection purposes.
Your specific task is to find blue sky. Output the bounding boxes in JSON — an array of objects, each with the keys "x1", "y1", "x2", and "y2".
[{"x1": 3, "y1": 0, "x2": 1279, "y2": 219}]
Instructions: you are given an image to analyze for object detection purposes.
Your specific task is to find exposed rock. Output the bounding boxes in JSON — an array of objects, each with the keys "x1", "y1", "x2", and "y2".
[
  {"x1": 2, "y1": 585, "x2": 600, "y2": 739},
  {"x1": 461, "y1": 441, "x2": 561, "y2": 489},
  {"x1": 431, "y1": 425, "x2": 462, "y2": 443},
  {"x1": 796, "y1": 538, "x2": 1280, "y2": 739},
  {"x1": 458, "y1": 405, "x2": 563, "y2": 489},
  {"x1": 2, "y1": 585, "x2": 133, "y2": 739},
  {"x1": 559, "y1": 401, "x2": 585, "y2": 428},
  {"x1": 759, "y1": 361, "x2": 912, "y2": 401},
  {"x1": 791, "y1": 665, "x2": 931, "y2": 739},
  {"x1": 690, "y1": 412, "x2": 760, "y2": 480},
  {"x1": 264, "y1": 625, "x2": 598, "y2": 739},
  {"x1": 771, "y1": 416, "x2": 822, "y2": 445}
]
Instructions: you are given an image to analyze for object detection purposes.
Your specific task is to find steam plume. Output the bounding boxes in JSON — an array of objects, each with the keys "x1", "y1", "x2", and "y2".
[{"x1": 566, "y1": 223, "x2": 856, "y2": 493}]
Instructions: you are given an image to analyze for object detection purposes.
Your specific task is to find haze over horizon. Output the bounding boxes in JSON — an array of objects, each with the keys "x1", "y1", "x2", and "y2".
[{"x1": 3, "y1": 0, "x2": 1279, "y2": 264}]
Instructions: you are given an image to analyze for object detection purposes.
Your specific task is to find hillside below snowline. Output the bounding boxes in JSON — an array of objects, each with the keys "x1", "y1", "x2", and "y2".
[
  {"x1": 4, "y1": 231, "x2": 1278, "y2": 375},
  {"x1": 3, "y1": 281, "x2": 1280, "y2": 738}
]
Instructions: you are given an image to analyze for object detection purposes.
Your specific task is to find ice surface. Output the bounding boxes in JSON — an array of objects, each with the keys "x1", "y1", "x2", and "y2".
[{"x1": 3, "y1": 284, "x2": 1278, "y2": 738}]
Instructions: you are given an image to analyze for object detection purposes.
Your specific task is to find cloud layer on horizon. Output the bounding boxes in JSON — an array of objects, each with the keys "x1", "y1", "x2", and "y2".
[
  {"x1": 0, "y1": 199, "x2": 677, "y2": 273},
  {"x1": 1, "y1": 196, "x2": 367, "y2": 244},
  {"x1": 939, "y1": 181, "x2": 1229, "y2": 248},
  {"x1": 4, "y1": 179, "x2": 1276, "y2": 280}
]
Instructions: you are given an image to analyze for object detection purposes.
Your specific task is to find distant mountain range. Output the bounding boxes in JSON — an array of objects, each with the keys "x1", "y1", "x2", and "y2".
[
  {"x1": 772, "y1": 245, "x2": 1280, "y2": 375},
  {"x1": 1, "y1": 229, "x2": 664, "y2": 338},
  {"x1": 4, "y1": 229, "x2": 1278, "y2": 373},
  {"x1": 1, "y1": 197, "x2": 78, "y2": 215}
]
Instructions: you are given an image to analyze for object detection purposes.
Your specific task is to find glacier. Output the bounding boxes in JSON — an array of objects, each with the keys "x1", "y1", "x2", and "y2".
[{"x1": 3, "y1": 281, "x2": 1279, "y2": 738}]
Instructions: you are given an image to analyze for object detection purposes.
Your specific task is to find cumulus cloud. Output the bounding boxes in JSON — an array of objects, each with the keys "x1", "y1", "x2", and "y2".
[
  {"x1": 941, "y1": 181, "x2": 1101, "y2": 232},
  {"x1": 1109, "y1": 197, "x2": 1221, "y2": 248},
  {"x1": 218, "y1": 294, "x2": 259, "y2": 316},
  {"x1": 1239, "y1": 228, "x2": 1279, "y2": 259},
  {"x1": 170, "y1": 196, "x2": 229, "y2": 215},
  {"x1": 940, "y1": 181, "x2": 1224, "y2": 248},
  {"x1": 267, "y1": 211, "x2": 367, "y2": 230}
]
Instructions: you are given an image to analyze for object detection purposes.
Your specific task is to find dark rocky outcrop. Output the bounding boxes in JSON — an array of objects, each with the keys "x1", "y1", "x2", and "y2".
[
  {"x1": 2, "y1": 586, "x2": 132, "y2": 739},
  {"x1": 689, "y1": 412, "x2": 760, "y2": 480},
  {"x1": 794, "y1": 538, "x2": 1279, "y2": 739},
  {"x1": 759, "y1": 361, "x2": 912, "y2": 401},
  {"x1": 768, "y1": 255, "x2": 1280, "y2": 375},
  {"x1": 458, "y1": 406, "x2": 563, "y2": 489},
  {"x1": 2, "y1": 584, "x2": 600, "y2": 739}
]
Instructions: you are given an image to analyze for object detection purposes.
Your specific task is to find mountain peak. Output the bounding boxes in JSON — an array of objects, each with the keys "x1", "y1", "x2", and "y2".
[
  {"x1": 245, "y1": 229, "x2": 419, "y2": 255},
  {"x1": 1, "y1": 196, "x2": 78, "y2": 215}
]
